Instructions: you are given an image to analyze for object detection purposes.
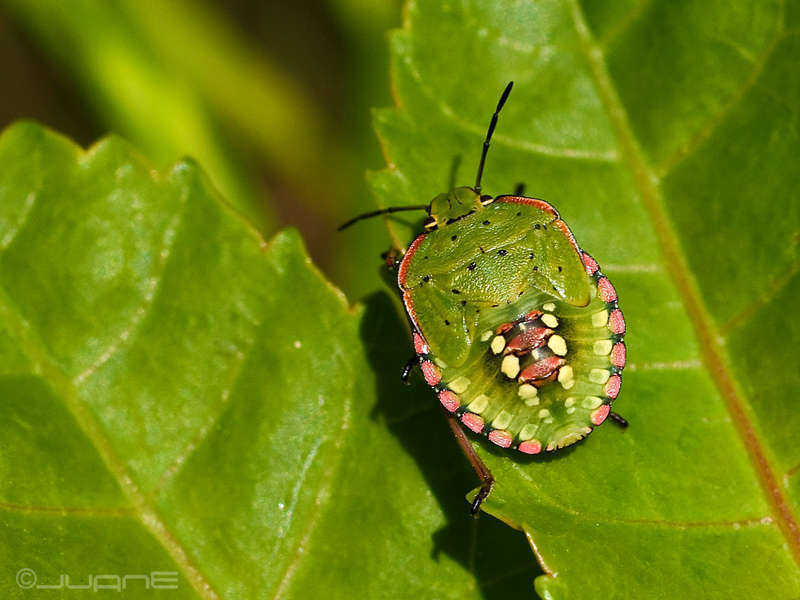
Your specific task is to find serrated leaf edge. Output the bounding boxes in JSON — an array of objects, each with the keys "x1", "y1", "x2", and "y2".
[{"x1": 0, "y1": 121, "x2": 363, "y2": 599}]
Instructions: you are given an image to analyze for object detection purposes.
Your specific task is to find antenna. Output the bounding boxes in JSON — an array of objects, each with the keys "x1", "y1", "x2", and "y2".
[
  {"x1": 474, "y1": 81, "x2": 513, "y2": 195},
  {"x1": 337, "y1": 204, "x2": 428, "y2": 231}
]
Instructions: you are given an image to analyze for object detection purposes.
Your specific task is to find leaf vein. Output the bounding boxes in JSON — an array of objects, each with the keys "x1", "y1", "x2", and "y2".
[
  {"x1": 599, "y1": 0, "x2": 652, "y2": 48},
  {"x1": 0, "y1": 289, "x2": 221, "y2": 599},
  {"x1": 267, "y1": 437, "x2": 326, "y2": 568},
  {"x1": 625, "y1": 359, "x2": 702, "y2": 372},
  {"x1": 600, "y1": 262, "x2": 661, "y2": 273},
  {"x1": 0, "y1": 190, "x2": 220, "y2": 597},
  {"x1": 402, "y1": 51, "x2": 619, "y2": 162},
  {"x1": 566, "y1": 0, "x2": 800, "y2": 566},
  {"x1": 508, "y1": 462, "x2": 773, "y2": 530},
  {"x1": 720, "y1": 258, "x2": 800, "y2": 337},
  {"x1": 72, "y1": 187, "x2": 189, "y2": 387},
  {"x1": 656, "y1": 25, "x2": 785, "y2": 178},
  {"x1": 0, "y1": 501, "x2": 133, "y2": 517},
  {"x1": 150, "y1": 344, "x2": 251, "y2": 497},
  {"x1": 0, "y1": 191, "x2": 36, "y2": 252},
  {"x1": 271, "y1": 393, "x2": 352, "y2": 600}
]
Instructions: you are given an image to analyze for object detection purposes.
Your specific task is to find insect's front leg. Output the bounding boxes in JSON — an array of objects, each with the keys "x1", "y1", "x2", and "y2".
[
  {"x1": 380, "y1": 246, "x2": 402, "y2": 290},
  {"x1": 381, "y1": 246, "x2": 402, "y2": 269}
]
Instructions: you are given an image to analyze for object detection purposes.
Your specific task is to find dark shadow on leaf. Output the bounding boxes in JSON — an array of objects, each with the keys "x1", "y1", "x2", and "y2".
[{"x1": 359, "y1": 291, "x2": 543, "y2": 599}]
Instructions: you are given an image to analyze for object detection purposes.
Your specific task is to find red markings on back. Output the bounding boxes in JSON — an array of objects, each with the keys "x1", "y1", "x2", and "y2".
[
  {"x1": 461, "y1": 412, "x2": 484, "y2": 433},
  {"x1": 597, "y1": 277, "x2": 617, "y2": 302},
  {"x1": 495, "y1": 196, "x2": 583, "y2": 254},
  {"x1": 605, "y1": 375, "x2": 622, "y2": 399},
  {"x1": 496, "y1": 195, "x2": 559, "y2": 217},
  {"x1": 495, "y1": 322, "x2": 514, "y2": 335},
  {"x1": 552, "y1": 219, "x2": 582, "y2": 255},
  {"x1": 518, "y1": 440, "x2": 542, "y2": 454},
  {"x1": 519, "y1": 356, "x2": 565, "y2": 382},
  {"x1": 488, "y1": 430, "x2": 513, "y2": 448},
  {"x1": 591, "y1": 404, "x2": 611, "y2": 425},
  {"x1": 420, "y1": 361, "x2": 441, "y2": 386},
  {"x1": 507, "y1": 327, "x2": 551, "y2": 353},
  {"x1": 582, "y1": 252, "x2": 599, "y2": 275},
  {"x1": 402, "y1": 290, "x2": 422, "y2": 336},
  {"x1": 610, "y1": 342, "x2": 626, "y2": 368},
  {"x1": 608, "y1": 309, "x2": 626, "y2": 335},
  {"x1": 525, "y1": 309, "x2": 543, "y2": 320},
  {"x1": 438, "y1": 390, "x2": 460, "y2": 412},
  {"x1": 397, "y1": 233, "x2": 427, "y2": 288},
  {"x1": 413, "y1": 331, "x2": 429, "y2": 355}
]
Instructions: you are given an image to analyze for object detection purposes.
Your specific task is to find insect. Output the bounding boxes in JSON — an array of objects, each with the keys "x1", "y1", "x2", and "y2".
[{"x1": 340, "y1": 82, "x2": 627, "y2": 514}]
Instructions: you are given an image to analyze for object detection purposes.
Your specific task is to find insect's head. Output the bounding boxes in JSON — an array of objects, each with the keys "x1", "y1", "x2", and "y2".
[
  {"x1": 424, "y1": 186, "x2": 486, "y2": 229},
  {"x1": 337, "y1": 82, "x2": 513, "y2": 233}
]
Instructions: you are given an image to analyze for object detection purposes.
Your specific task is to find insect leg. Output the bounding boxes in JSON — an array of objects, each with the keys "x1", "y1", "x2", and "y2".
[
  {"x1": 441, "y1": 407, "x2": 495, "y2": 516},
  {"x1": 381, "y1": 247, "x2": 402, "y2": 269},
  {"x1": 400, "y1": 354, "x2": 419, "y2": 384},
  {"x1": 380, "y1": 247, "x2": 403, "y2": 290},
  {"x1": 609, "y1": 411, "x2": 629, "y2": 428},
  {"x1": 514, "y1": 182, "x2": 526, "y2": 196}
]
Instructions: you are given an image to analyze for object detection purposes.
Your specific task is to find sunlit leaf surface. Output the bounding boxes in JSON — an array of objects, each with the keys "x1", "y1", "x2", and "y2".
[
  {"x1": 3, "y1": 0, "x2": 800, "y2": 596},
  {"x1": 367, "y1": 0, "x2": 800, "y2": 597},
  {"x1": 0, "y1": 122, "x2": 535, "y2": 599}
]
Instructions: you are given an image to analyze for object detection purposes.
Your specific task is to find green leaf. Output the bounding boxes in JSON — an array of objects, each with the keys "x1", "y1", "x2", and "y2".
[
  {"x1": 369, "y1": 0, "x2": 800, "y2": 597},
  {"x1": 0, "y1": 121, "x2": 537, "y2": 598}
]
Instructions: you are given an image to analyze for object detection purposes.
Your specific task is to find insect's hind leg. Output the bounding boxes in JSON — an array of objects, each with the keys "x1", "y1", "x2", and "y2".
[
  {"x1": 442, "y1": 407, "x2": 495, "y2": 516},
  {"x1": 609, "y1": 411, "x2": 629, "y2": 428}
]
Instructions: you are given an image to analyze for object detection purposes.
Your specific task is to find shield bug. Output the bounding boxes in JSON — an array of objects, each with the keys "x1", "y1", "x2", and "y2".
[{"x1": 340, "y1": 82, "x2": 627, "y2": 513}]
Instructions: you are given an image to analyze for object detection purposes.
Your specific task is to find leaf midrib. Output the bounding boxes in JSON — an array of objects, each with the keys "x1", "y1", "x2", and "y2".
[{"x1": 565, "y1": 0, "x2": 800, "y2": 567}]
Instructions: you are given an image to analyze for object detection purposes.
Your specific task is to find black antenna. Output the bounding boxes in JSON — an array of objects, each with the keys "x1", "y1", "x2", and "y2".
[
  {"x1": 337, "y1": 204, "x2": 428, "y2": 231},
  {"x1": 474, "y1": 81, "x2": 513, "y2": 195}
]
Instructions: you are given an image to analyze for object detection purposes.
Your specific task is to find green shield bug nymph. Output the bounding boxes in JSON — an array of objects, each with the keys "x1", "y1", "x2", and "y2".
[{"x1": 340, "y1": 82, "x2": 627, "y2": 513}]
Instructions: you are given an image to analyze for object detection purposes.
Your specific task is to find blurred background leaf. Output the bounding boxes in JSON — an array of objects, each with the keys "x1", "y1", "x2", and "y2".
[{"x1": 0, "y1": 0, "x2": 400, "y2": 296}]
